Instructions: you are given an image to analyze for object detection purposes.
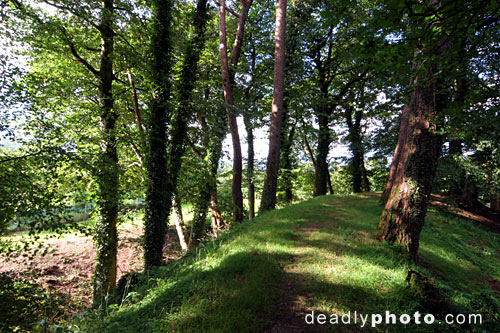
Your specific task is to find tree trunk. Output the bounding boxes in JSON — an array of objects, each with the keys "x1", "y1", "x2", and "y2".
[
  {"x1": 172, "y1": 194, "x2": 188, "y2": 251},
  {"x1": 144, "y1": 0, "x2": 174, "y2": 270},
  {"x1": 218, "y1": 0, "x2": 252, "y2": 223},
  {"x1": 244, "y1": 116, "x2": 255, "y2": 219},
  {"x1": 126, "y1": 67, "x2": 145, "y2": 133},
  {"x1": 380, "y1": 104, "x2": 410, "y2": 205},
  {"x1": 93, "y1": 0, "x2": 118, "y2": 306},
  {"x1": 448, "y1": 62, "x2": 468, "y2": 202},
  {"x1": 379, "y1": 32, "x2": 450, "y2": 262},
  {"x1": 259, "y1": 0, "x2": 287, "y2": 213},
  {"x1": 206, "y1": 127, "x2": 225, "y2": 236},
  {"x1": 313, "y1": 107, "x2": 330, "y2": 197},
  {"x1": 280, "y1": 120, "x2": 296, "y2": 204},
  {"x1": 190, "y1": 89, "x2": 225, "y2": 247},
  {"x1": 243, "y1": 39, "x2": 257, "y2": 220},
  {"x1": 190, "y1": 175, "x2": 211, "y2": 248},
  {"x1": 327, "y1": 171, "x2": 334, "y2": 194},
  {"x1": 304, "y1": 132, "x2": 316, "y2": 169},
  {"x1": 346, "y1": 104, "x2": 365, "y2": 194},
  {"x1": 361, "y1": 156, "x2": 371, "y2": 192},
  {"x1": 145, "y1": 0, "x2": 208, "y2": 266}
]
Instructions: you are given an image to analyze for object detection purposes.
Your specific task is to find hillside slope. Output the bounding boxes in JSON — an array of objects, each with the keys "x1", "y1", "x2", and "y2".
[{"x1": 79, "y1": 194, "x2": 500, "y2": 332}]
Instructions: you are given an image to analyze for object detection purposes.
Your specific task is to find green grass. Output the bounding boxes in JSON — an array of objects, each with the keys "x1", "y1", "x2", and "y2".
[{"x1": 76, "y1": 194, "x2": 500, "y2": 332}]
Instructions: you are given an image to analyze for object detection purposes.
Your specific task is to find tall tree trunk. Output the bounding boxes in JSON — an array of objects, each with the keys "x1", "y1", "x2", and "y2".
[
  {"x1": 313, "y1": 104, "x2": 331, "y2": 197},
  {"x1": 243, "y1": 39, "x2": 257, "y2": 220},
  {"x1": 379, "y1": 28, "x2": 450, "y2": 262},
  {"x1": 244, "y1": 116, "x2": 255, "y2": 219},
  {"x1": 144, "y1": 0, "x2": 173, "y2": 270},
  {"x1": 259, "y1": 0, "x2": 287, "y2": 213},
  {"x1": 346, "y1": 103, "x2": 365, "y2": 194},
  {"x1": 218, "y1": 0, "x2": 252, "y2": 223},
  {"x1": 93, "y1": 0, "x2": 118, "y2": 306},
  {"x1": 190, "y1": 91, "x2": 226, "y2": 247},
  {"x1": 145, "y1": 0, "x2": 208, "y2": 266},
  {"x1": 304, "y1": 130, "x2": 333, "y2": 193},
  {"x1": 207, "y1": 126, "x2": 225, "y2": 236}
]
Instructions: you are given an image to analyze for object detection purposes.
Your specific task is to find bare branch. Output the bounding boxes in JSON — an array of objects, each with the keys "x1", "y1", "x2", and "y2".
[{"x1": 212, "y1": 0, "x2": 239, "y2": 18}]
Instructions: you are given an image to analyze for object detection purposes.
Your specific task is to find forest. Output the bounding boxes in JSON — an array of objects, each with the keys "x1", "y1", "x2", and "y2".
[{"x1": 0, "y1": 0, "x2": 499, "y2": 331}]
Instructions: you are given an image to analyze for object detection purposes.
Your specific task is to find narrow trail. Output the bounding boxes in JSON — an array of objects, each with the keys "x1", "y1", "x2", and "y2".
[{"x1": 263, "y1": 196, "x2": 372, "y2": 332}]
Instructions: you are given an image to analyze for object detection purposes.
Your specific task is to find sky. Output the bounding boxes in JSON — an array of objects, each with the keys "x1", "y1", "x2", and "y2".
[{"x1": 220, "y1": 116, "x2": 350, "y2": 167}]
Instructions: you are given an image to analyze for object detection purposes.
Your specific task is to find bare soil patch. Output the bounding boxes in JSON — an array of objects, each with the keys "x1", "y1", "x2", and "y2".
[
  {"x1": 430, "y1": 194, "x2": 500, "y2": 232},
  {"x1": 0, "y1": 224, "x2": 182, "y2": 312}
]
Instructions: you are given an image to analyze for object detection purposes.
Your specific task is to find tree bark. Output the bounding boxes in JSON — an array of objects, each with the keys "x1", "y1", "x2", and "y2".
[
  {"x1": 93, "y1": 0, "x2": 118, "y2": 306},
  {"x1": 380, "y1": 105, "x2": 410, "y2": 205},
  {"x1": 259, "y1": 0, "x2": 287, "y2": 213},
  {"x1": 218, "y1": 0, "x2": 252, "y2": 223},
  {"x1": 345, "y1": 102, "x2": 366, "y2": 194},
  {"x1": 379, "y1": 26, "x2": 450, "y2": 262},
  {"x1": 313, "y1": 103, "x2": 331, "y2": 197},
  {"x1": 126, "y1": 67, "x2": 145, "y2": 133},
  {"x1": 361, "y1": 156, "x2": 371, "y2": 192},
  {"x1": 243, "y1": 116, "x2": 255, "y2": 219},
  {"x1": 243, "y1": 40, "x2": 257, "y2": 220},
  {"x1": 172, "y1": 194, "x2": 188, "y2": 251}
]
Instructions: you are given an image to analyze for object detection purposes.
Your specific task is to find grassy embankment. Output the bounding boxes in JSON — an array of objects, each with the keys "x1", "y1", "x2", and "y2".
[{"x1": 77, "y1": 193, "x2": 500, "y2": 332}]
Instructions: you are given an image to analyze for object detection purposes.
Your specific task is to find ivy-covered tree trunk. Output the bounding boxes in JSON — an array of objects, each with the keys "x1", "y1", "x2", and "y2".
[
  {"x1": 144, "y1": 0, "x2": 174, "y2": 270},
  {"x1": 92, "y1": 0, "x2": 118, "y2": 306},
  {"x1": 379, "y1": 29, "x2": 450, "y2": 261},
  {"x1": 190, "y1": 126, "x2": 225, "y2": 246},
  {"x1": 190, "y1": 91, "x2": 226, "y2": 247},
  {"x1": 259, "y1": 0, "x2": 287, "y2": 213},
  {"x1": 190, "y1": 171, "x2": 211, "y2": 247},
  {"x1": 145, "y1": 0, "x2": 208, "y2": 265}
]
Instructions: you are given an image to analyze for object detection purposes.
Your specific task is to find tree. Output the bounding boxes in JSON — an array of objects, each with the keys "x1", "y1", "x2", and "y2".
[
  {"x1": 378, "y1": 1, "x2": 454, "y2": 262},
  {"x1": 259, "y1": 0, "x2": 287, "y2": 213},
  {"x1": 217, "y1": 0, "x2": 253, "y2": 223},
  {"x1": 144, "y1": 0, "x2": 174, "y2": 270},
  {"x1": 145, "y1": 0, "x2": 209, "y2": 266},
  {"x1": 91, "y1": 0, "x2": 119, "y2": 305}
]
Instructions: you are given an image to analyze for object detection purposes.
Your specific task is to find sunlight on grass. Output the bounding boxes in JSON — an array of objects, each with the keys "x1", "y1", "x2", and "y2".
[{"x1": 77, "y1": 194, "x2": 500, "y2": 332}]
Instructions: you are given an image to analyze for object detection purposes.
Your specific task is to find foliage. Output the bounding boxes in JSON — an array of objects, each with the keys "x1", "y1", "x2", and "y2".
[{"x1": 0, "y1": 273, "x2": 68, "y2": 332}]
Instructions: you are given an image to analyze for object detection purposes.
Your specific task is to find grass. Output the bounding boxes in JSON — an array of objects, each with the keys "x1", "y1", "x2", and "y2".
[{"x1": 75, "y1": 193, "x2": 500, "y2": 332}]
